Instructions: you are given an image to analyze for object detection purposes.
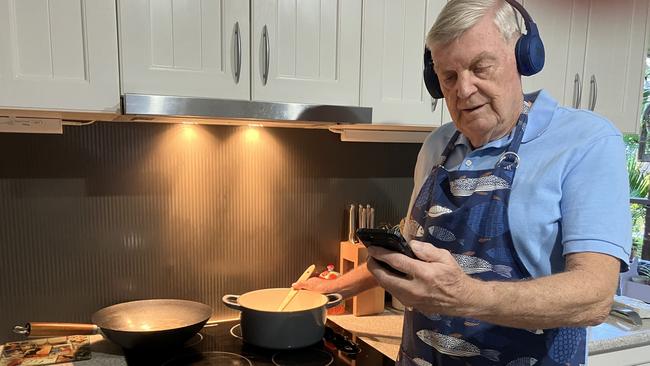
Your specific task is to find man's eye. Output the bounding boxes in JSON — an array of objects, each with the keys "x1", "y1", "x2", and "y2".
[
  {"x1": 474, "y1": 66, "x2": 490, "y2": 75},
  {"x1": 444, "y1": 74, "x2": 457, "y2": 83}
]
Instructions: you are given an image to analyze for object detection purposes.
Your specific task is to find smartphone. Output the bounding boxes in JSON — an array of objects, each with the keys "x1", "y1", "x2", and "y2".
[
  {"x1": 356, "y1": 228, "x2": 416, "y2": 277},
  {"x1": 356, "y1": 228, "x2": 416, "y2": 258}
]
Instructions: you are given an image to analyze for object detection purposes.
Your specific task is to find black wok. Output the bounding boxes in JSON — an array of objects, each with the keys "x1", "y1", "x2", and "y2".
[{"x1": 14, "y1": 299, "x2": 213, "y2": 349}]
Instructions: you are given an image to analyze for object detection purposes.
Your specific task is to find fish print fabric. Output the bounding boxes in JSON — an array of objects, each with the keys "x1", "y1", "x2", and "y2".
[
  {"x1": 452, "y1": 254, "x2": 512, "y2": 278},
  {"x1": 449, "y1": 175, "x2": 510, "y2": 197},
  {"x1": 397, "y1": 113, "x2": 586, "y2": 366}
]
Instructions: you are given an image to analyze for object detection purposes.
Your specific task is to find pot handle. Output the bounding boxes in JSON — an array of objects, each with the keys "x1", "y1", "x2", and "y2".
[
  {"x1": 14, "y1": 322, "x2": 99, "y2": 337},
  {"x1": 325, "y1": 293, "x2": 343, "y2": 309},
  {"x1": 222, "y1": 294, "x2": 242, "y2": 311}
]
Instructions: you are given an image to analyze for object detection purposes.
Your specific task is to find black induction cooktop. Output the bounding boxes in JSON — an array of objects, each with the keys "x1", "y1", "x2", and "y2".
[{"x1": 121, "y1": 319, "x2": 395, "y2": 365}]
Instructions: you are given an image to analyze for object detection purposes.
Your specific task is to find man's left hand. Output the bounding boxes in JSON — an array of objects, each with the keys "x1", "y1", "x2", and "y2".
[{"x1": 367, "y1": 240, "x2": 478, "y2": 316}]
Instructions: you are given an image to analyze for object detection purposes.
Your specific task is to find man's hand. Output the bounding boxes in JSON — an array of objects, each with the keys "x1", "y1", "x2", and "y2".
[
  {"x1": 367, "y1": 240, "x2": 477, "y2": 316},
  {"x1": 292, "y1": 264, "x2": 379, "y2": 299},
  {"x1": 369, "y1": 239, "x2": 620, "y2": 329},
  {"x1": 292, "y1": 276, "x2": 334, "y2": 294}
]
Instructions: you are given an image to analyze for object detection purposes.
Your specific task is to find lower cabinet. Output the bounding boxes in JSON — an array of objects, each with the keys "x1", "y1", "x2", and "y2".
[{"x1": 589, "y1": 344, "x2": 650, "y2": 366}]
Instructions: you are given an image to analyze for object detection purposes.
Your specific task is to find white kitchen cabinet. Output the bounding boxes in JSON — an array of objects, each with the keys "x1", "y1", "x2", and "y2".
[
  {"x1": 578, "y1": 0, "x2": 648, "y2": 134},
  {"x1": 120, "y1": 0, "x2": 361, "y2": 107},
  {"x1": 251, "y1": 0, "x2": 362, "y2": 106},
  {"x1": 0, "y1": 0, "x2": 120, "y2": 112},
  {"x1": 520, "y1": 0, "x2": 580, "y2": 107},
  {"x1": 360, "y1": 0, "x2": 448, "y2": 126},
  {"x1": 118, "y1": 0, "x2": 250, "y2": 100},
  {"x1": 523, "y1": 0, "x2": 649, "y2": 134}
]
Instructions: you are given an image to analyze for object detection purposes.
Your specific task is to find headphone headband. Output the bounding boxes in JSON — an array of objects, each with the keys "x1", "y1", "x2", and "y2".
[{"x1": 505, "y1": 0, "x2": 534, "y2": 28}]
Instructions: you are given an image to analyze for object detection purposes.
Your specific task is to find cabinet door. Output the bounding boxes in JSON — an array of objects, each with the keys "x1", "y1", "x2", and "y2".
[
  {"x1": 119, "y1": 0, "x2": 250, "y2": 100},
  {"x1": 522, "y1": 0, "x2": 587, "y2": 108},
  {"x1": 251, "y1": 0, "x2": 362, "y2": 106},
  {"x1": 588, "y1": 343, "x2": 650, "y2": 366},
  {"x1": 579, "y1": 0, "x2": 648, "y2": 134},
  {"x1": 0, "y1": 0, "x2": 120, "y2": 112},
  {"x1": 360, "y1": 0, "x2": 446, "y2": 126}
]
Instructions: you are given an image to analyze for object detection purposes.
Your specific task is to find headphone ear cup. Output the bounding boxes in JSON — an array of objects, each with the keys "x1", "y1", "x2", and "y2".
[
  {"x1": 423, "y1": 48, "x2": 444, "y2": 99},
  {"x1": 514, "y1": 32, "x2": 545, "y2": 76}
]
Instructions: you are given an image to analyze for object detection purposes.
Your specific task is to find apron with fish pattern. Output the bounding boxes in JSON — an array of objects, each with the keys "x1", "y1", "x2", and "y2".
[{"x1": 397, "y1": 111, "x2": 586, "y2": 366}]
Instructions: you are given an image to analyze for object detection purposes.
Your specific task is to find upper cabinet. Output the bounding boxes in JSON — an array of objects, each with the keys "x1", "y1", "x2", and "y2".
[
  {"x1": 118, "y1": 0, "x2": 250, "y2": 100},
  {"x1": 0, "y1": 0, "x2": 120, "y2": 112},
  {"x1": 119, "y1": 0, "x2": 362, "y2": 107},
  {"x1": 1, "y1": 1, "x2": 648, "y2": 130},
  {"x1": 360, "y1": 0, "x2": 448, "y2": 126},
  {"x1": 520, "y1": 0, "x2": 576, "y2": 106},
  {"x1": 523, "y1": 0, "x2": 649, "y2": 133},
  {"x1": 251, "y1": 0, "x2": 362, "y2": 106},
  {"x1": 577, "y1": 0, "x2": 648, "y2": 134}
]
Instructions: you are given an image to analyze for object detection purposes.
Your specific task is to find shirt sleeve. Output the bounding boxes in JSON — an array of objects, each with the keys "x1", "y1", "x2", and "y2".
[{"x1": 560, "y1": 133, "x2": 632, "y2": 271}]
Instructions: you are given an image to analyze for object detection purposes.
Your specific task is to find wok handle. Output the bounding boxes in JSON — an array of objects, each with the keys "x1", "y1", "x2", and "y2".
[
  {"x1": 222, "y1": 294, "x2": 242, "y2": 311},
  {"x1": 325, "y1": 293, "x2": 343, "y2": 309},
  {"x1": 15, "y1": 322, "x2": 99, "y2": 337}
]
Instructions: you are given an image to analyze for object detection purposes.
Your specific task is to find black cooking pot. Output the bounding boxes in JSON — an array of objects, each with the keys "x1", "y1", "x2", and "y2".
[
  {"x1": 222, "y1": 288, "x2": 343, "y2": 349},
  {"x1": 15, "y1": 299, "x2": 213, "y2": 349}
]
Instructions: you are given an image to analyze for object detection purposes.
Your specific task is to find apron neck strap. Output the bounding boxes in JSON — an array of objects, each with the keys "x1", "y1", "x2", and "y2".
[{"x1": 437, "y1": 100, "x2": 530, "y2": 168}]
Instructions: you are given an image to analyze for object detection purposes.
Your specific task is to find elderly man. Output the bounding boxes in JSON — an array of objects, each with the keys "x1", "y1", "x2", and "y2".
[{"x1": 295, "y1": 0, "x2": 631, "y2": 365}]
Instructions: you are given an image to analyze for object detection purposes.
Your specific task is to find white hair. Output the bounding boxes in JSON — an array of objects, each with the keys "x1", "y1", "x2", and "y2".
[{"x1": 426, "y1": 0, "x2": 521, "y2": 50}]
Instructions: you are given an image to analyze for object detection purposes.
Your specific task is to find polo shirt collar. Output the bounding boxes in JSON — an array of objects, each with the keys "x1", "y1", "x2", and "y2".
[{"x1": 454, "y1": 89, "x2": 557, "y2": 150}]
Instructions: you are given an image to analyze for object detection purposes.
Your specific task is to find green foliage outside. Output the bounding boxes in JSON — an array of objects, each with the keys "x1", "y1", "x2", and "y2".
[
  {"x1": 625, "y1": 134, "x2": 649, "y2": 258},
  {"x1": 625, "y1": 57, "x2": 650, "y2": 258},
  {"x1": 624, "y1": 57, "x2": 650, "y2": 258}
]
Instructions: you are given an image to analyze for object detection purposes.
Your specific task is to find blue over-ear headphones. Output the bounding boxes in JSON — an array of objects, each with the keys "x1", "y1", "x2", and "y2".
[{"x1": 423, "y1": 0, "x2": 545, "y2": 99}]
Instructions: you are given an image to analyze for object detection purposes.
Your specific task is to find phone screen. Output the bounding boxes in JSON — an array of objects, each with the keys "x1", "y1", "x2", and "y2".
[
  {"x1": 356, "y1": 228, "x2": 415, "y2": 277},
  {"x1": 356, "y1": 228, "x2": 416, "y2": 259}
]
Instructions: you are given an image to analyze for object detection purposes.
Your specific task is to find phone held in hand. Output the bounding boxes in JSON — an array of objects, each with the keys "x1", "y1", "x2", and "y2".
[
  {"x1": 355, "y1": 228, "x2": 416, "y2": 277},
  {"x1": 356, "y1": 228, "x2": 416, "y2": 258}
]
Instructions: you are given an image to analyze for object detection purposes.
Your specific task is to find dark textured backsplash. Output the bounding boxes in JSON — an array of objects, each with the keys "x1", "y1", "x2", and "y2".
[{"x1": 0, "y1": 122, "x2": 421, "y2": 341}]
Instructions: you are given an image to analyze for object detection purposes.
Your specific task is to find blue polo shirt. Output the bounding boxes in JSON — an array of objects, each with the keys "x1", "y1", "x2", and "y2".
[{"x1": 407, "y1": 90, "x2": 632, "y2": 277}]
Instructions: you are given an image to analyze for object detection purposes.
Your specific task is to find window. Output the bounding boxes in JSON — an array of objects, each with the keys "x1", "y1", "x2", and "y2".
[{"x1": 632, "y1": 53, "x2": 650, "y2": 261}]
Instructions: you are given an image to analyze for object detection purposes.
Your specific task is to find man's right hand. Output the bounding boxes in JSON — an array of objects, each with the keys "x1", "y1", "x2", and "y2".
[
  {"x1": 292, "y1": 276, "x2": 335, "y2": 294},
  {"x1": 291, "y1": 264, "x2": 379, "y2": 299}
]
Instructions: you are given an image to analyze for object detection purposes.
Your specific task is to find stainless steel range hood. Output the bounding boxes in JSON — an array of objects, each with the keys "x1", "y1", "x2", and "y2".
[{"x1": 123, "y1": 94, "x2": 372, "y2": 124}]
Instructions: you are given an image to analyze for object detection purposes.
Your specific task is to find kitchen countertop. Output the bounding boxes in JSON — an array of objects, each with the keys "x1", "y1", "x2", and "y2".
[
  {"x1": 2, "y1": 310, "x2": 648, "y2": 365},
  {"x1": 328, "y1": 307, "x2": 650, "y2": 361}
]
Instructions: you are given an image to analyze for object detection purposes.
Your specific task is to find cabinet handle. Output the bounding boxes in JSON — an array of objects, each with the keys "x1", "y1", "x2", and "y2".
[
  {"x1": 573, "y1": 73, "x2": 582, "y2": 108},
  {"x1": 589, "y1": 75, "x2": 598, "y2": 111},
  {"x1": 234, "y1": 21, "x2": 241, "y2": 84},
  {"x1": 262, "y1": 25, "x2": 270, "y2": 86},
  {"x1": 431, "y1": 98, "x2": 438, "y2": 112}
]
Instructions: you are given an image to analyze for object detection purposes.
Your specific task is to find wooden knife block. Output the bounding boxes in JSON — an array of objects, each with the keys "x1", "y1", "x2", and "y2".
[{"x1": 339, "y1": 241, "x2": 385, "y2": 316}]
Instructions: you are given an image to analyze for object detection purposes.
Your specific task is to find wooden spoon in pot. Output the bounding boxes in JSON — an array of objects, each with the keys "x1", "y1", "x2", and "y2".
[{"x1": 277, "y1": 264, "x2": 316, "y2": 311}]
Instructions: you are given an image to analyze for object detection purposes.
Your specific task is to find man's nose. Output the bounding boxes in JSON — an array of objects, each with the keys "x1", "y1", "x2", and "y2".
[{"x1": 456, "y1": 73, "x2": 477, "y2": 99}]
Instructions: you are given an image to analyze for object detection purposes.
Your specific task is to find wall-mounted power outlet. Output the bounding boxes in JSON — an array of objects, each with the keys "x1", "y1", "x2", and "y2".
[{"x1": 0, "y1": 116, "x2": 63, "y2": 134}]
